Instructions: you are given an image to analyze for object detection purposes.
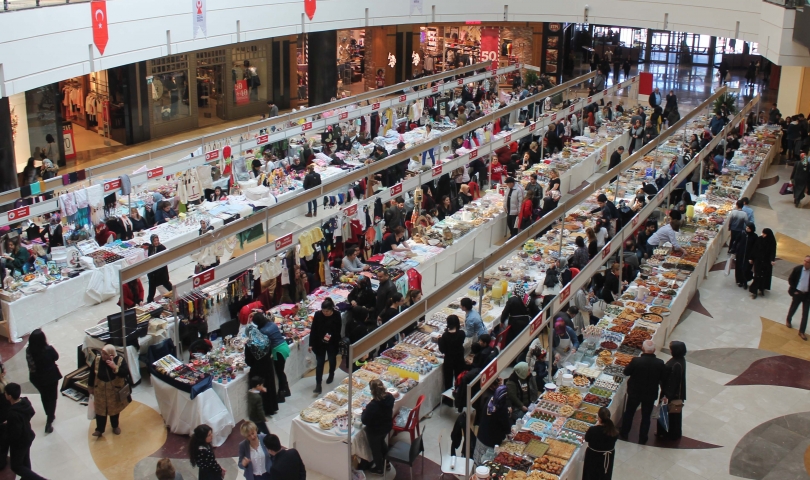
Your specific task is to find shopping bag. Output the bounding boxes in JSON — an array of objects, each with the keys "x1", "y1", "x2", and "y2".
[
  {"x1": 780, "y1": 182, "x2": 794, "y2": 195},
  {"x1": 87, "y1": 395, "x2": 95, "y2": 420},
  {"x1": 658, "y1": 404, "x2": 670, "y2": 432},
  {"x1": 650, "y1": 404, "x2": 660, "y2": 420},
  {"x1": 724, "y1": 256, "x2": 734, "y2": 276}
]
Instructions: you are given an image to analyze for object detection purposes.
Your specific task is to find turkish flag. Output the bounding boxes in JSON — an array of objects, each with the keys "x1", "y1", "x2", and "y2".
[
  {"x1": 91, "y1": 0, "x2": 109, "y2": 55},
  {"x1": 304, "y1": 0, "x2": 316, "y2": 20}
]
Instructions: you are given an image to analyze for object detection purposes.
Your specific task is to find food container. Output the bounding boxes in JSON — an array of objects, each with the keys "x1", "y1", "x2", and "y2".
[
  {"x1": 544, "y1": 383, "x2": 557, "y2": 392},
  {"x1": 475, "y1": 465, "x2": 490, "y2": 479},
  {"x1": 562, "y1": 374, "x2": 574, "y2": 386}
]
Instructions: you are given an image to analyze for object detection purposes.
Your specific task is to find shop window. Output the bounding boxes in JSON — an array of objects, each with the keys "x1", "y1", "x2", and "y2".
[
  {"x1": 149, "y1": 55, "x2": 191, "y2": 125},
  {"x1": 231, "y1": 45, "x2": 268, "y2": 105}
]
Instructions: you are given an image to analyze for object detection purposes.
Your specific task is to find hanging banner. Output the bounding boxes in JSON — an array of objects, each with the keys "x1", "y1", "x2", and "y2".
[
  {"x1": 304, "y1": 0, "x2": 316, "y2": 20},
  {"x1": 193, "y1": 0, "x2": 207, "y2": 38},
  {"x1": 410, "y1": 0, "x2": 423, "y2": 15},
  {"x1": 480, "y1": 27, "x2": 499, "y2": 63},
  {"x1": 234, "y1": 80, "x2": 250, "y2": 105},
  {"x1": 91, "y1": 0, "x2": 109, "y2": 55}
]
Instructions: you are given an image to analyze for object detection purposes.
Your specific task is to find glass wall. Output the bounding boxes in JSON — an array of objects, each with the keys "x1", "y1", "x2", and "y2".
[
  {"x1": 231, "y1": 45, "x2": 268, "y2": 105},
  {"x1": 24, "y1": 84, "x2": 62, "y2": 166},
  {"x1": 148, "y1": 55, "x2": 191, "y2": 125}
]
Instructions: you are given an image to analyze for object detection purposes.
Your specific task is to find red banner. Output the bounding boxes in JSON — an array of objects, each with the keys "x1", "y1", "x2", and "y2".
[
  {"x1": 103, "y1": 179, "x2": 121, "y2": 192},
  {"x1": 481, "y1": 360, "x2": 498, "y2": 387},
  {"x1": 91, "y1": 1, "x2": 109, "y2": 55},
  {"x1": 193, "y1": 269, "x2": 215, "y2": 288},
  {"x1": 275, "y1": 234, "x2": 293, "y2": 250},
  {"x1": 480, "y1": 27, "x2": 499, "y2": 63},
  {"x1": 304, "y1": 0, "x2": 316, "y2": 20},
  {"x1": 7, "y1": 206, "x2": 29, "y2": 222},
  {"x1": 234, "y1": 79, "x2": 250, "y2": 105},
  {"x1": 147, "y1": 167, "x2": 164, "y2": 179}
]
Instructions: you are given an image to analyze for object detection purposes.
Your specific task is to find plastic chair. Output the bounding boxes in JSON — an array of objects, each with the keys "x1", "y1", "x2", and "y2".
[
  {"x1": 385, "y1": 426, "x2": 425, "y2": 480},
  {"x1": 493, "y1": 325, "x2": 511, "y2": 350},
  {"x1": 570, "y1": 267, "x2": 581, "y2": 278},
  {"x1": 391, "y1": 394, "x2": 425, "y2": 443},
  {"x1": 438, "y1": 432, "x2": 475, "y2": 479}
]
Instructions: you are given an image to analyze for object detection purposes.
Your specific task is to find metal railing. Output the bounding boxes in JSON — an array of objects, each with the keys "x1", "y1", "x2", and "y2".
[{"x1": 2, "y1": 0, "x2": 88, "y2": 11}]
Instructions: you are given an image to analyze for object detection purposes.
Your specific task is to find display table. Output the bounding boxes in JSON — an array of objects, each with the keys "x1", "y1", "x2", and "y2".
[
  {"x1": 152, "y1": 375, "x2": 235, "y2": 446},
  {"x1": 558, "y1": 132, "x2": 628, "y2": 195}
]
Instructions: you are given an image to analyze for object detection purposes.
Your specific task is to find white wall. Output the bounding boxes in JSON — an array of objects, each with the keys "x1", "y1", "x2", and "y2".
[
  {"x1": 8, "y1": 92, "x2": 29, "y2": 171},
  {"x1": 0, "y1": 0, "x2": 807, "y2": 98}
]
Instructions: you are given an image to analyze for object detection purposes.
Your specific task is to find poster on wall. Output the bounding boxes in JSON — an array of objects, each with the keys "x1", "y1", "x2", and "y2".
[
  {"x1": 62, "y1": 123, "x2": 77, "y2": 161},
  {"x1": 91, "y1": 0, "x2": 108, "y2": 55},
  {"x1": 192, "y1": 0, "x2": 207, "y2": 38},
  {"x1": 480, "y1": 27, "x2": 499, "y2": 63},
  {"x1": 234, "y1": 80, "x2": 250, "y2": 105},
  {"x1": 543, "y1": 22, "x2": 564, "y2": 84}
]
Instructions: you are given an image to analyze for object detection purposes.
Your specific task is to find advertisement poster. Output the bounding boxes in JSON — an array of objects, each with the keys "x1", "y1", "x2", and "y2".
[
  {"x1": 193, "y1": 0, "x2": 207, "y2": 38},
  {"x1": 62, "y1": 123, "x2": 76, "y2": 161},
  {"x1": 234, "y1": 80, "x2": 250, "y2": 105},
  {"x1": 480, "y1": 27, "x2": 500, "y2": 63}
]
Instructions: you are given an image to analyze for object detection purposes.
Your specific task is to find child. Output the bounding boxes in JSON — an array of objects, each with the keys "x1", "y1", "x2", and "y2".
[{"x1": 248, "y1": 376, "x2": 270, "y2": 435}]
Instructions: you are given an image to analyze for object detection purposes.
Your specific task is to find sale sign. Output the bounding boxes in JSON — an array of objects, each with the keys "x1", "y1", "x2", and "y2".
[
  {"x1": 7, "y1": 206, "x2": 30, "y2": 222},
  {"x1": 480, "y1": 27, "x2": 499, "y2": 62},
  {"x1": 62, "y1": 123, "x2": 77, "y2": 161},
  {"x1": 91, "y1": 1, "x2": 109, "y2": 55},
  {"x1": 275, "y1": 233, "x2": 293, "y2": 250},
  {"x1": 147, "y1": 167, "x2": 164, "y2": 179},
  {"x1": 193, "y1": 269, "x2": 215, "y2": 288},
  {"x1": 234, "y1": 79, "x2": 250, "y2": 105},
  {"x1": 480, "y1": 360, "x2": 498, "y2": 387}
]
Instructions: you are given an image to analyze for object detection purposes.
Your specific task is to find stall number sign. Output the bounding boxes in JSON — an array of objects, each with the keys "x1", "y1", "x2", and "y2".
[
  {"x1": 205, "y1": 149, "x2": 220, "y2": 161},
  {"x1": 193, "y1": 269, "x2": 216, "y2": 288},
  {"x1": 257, "y1": 134, "x2": 269, "y2": 145},
  {"x1": 559, "y1": 285, "x2": 571, "y2": 303},
  {"x1": 432, "y1": 165, "x2": 443, "y2": 177},
  {"x1": 503, "y1": 134, "x2": 511, "y2": 145},
  {"x1": 399, "y1": 95, "x2": 407, "y2": 102},
  {"x1": 343, "y1": 204, "x2": 358, "y2": 217},
  {"x1": 275, "y1": 234, "x2": 293, "y2": 250},
  {"x1": 529, "y1": 123, "x2": 537, "y2": 132},
  {"x1": 389, "y1": 183, "x2": 403, "y2": 197},
  {"x1": 480, "y1": 360, "x2": 498, "y2": 387},
  {"x1": 103, "y1": 179, "x2": 121, "y2": 192},
  {"x1": 569, "y1": 105, "x2": 576, "y2": 113},
  {"x1": 7, "y1": 206, "x2": 29, "y2": 221},
  {"x1": 339, "y1": 112, "x2": 349, "y2": 120},
  {"x1": 372, "y1": 103, "x2": 381, "y2": 111},
  {"x1": 469, "y1": 149, "x2": 478, "y2": 160},
  {"x1": 457, "y1": 79, "x2": 464, "y2": 85},
  {"x1": 529, "y1": 311, "x2": 545, "y2": 336},
  {"x1": 658, "y1": 190, "x2": 665, "y2": 202},
  {"x1": 587, "y1": 96, "x2": 593, "y2": 104},
  {"x1": 632, "y1": 216, "x2": 639, "y2": 228},
  {"x1": 431, "y1": 85, "x2": 439, "y2": 93},
  {"x1": 602, "y1": 242, "x2": 612, "y2": 259},
  {"x1": 551, "y1": 113, "x2": 557, "y2": 122},
  {"x1": 147, "y1": 167, "x2": 164, "y2": 179},
  {"x1": 302, "y1": 122, "x2": 313, "y2": 132}
]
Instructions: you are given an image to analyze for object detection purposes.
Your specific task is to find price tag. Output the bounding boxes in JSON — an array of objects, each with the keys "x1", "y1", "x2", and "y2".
[
  {"x1": 559, "y1": 285, "x2": 571, "y2": 302},
  {"x1": 469, "y1": 149, "x2": 478, "y2": 160},
  {"x1": 339, "y1": 112, "x2": 349, "y2": 120},
  {"x1": 7, "y1": 206, "x2": 29, "y2": 221},
  {"x1": 372, "y1": 103, "x2": 381, "y2": 111},
  {"x1": 431, "y1": 85, "x2": 439, "y2": 93},
  {"x1": 432, "y1": 165, "x2": 443, "y2": 177},
  {"x1": 602, "y1": 242, "x2": 612, "y2": 259},
  {"x1": 480, "y1": 360, "x2": 498, "y2": 387},
  {"x1": 302, "y1": 122, "x2": 313, "y2": 132},
  {"x1": 399, "y1": 95, "x2": 407, "y2": 102},
  {"x1": 193, "y1": 269, "x2": 216, "y2": 288},
  {"x1": 343, "y1": 204, "x2": 358, "y2": 217},
  {"x1": 389, "y1": 183, "x2": 403, "y2": 196},
  {"x1": 503, "y1": 134, "x2": 512, "y2": 144},
  {"x1": 103, "y1": 179, "x2": 121, "y2": 192},
  {"x1": 457, "y1": 78, "x2": 464, "y2": 85},
  {"x1": 275, "y1": 233, "x2": 293, "y2": 250},
  {"x1": 257, "y1": 134, "x2": 269, "y2": 145},
  {"x1": 147, "y1": 167, "x2": 164, "y2": 179},
  {"x1": 529, "y1": 311, "x2": 544, "y2": 336},
  {"x1": 205, "y1": 150, "x2": 220, "y2": 161}
]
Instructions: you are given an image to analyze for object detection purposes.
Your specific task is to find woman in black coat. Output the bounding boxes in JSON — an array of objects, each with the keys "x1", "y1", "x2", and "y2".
[
  {"x1": 750, "y1": 228, "x2": 776, "y2": 299},
  {"x1": 362, "y1": 379, "x2": 395, "y2": 475},
  {"x1": 244, "y1": 324, "x2": 279, "y2": 416},
  {"x1": 309, "y1": 297, "x2": 342, "y2": 394},
  {"x1": 657, "y1": 341, "x2": 687, "y2": 440},
  {"x1": 501, "y1": 297, "x2": 530, "y2": 348},
  {"x1": 734, "y1": 223, "x2": 758, "y2": 289},
  {"x1": 348, "y1": 276, "x2": 376, "y2": 310},
  {"x1": 583, "y1": 407, "x2": 620, "y2": 480},
  {"x1": 437, "y1": 315, "x2": 466, "y2": 390},
  {"x1": 146, "y1": 235, "x2": 173, "y2": 303},
  {"x1": 26, "y1": 329, "x2": 61, "y2": 433}
]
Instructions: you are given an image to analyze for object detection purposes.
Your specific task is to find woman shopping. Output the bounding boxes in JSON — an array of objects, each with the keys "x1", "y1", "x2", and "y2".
[
  {"x1": 734, "y1": 223, "x2": 758, "y2": 289},
  {"x1": 657, "y1": 341, "x2": 687, "y2": 440},
  {"x1": 89, "y1": 345, "x2": 132, "y2": 437},
  {"x1": 749, "y1": 228, "x2": 776, "y2": 299},
  {"x1": 505, "y1": 362, "x2": 538, "y2": 423},
  {"x1": 438, "y1": 315, "x2": 466, "y2": 391},
  {"x1": 244, "y1": 322, "x2": 279, "y2": 416},
  {"x1": 309, "y1": 297, "x2": 342, "y2": 394},
  {"x1": 361, "y1": 379, "x2": 395, "y2": 475},
  {"x1": 582, "y1": 407, "x2": 619, "y2": 480},
  {"x1": 25, "y1": 329, "x2": 61, "y2": 434},
  {"x1": 189, "y1": 424, "x2": 225, "y2": 480},
  {"x1": 146, "y1": 235, "x2": 173, "y2": 303},
  {"x1": 474, "y1": 384, "x2": 511, "y2": 464},
  {"x1": 237, "y1": 421, "x2": 273, "y2": 480},
  {"x1": 252, "y1": 313, "x2": 291, "y2": 399}
]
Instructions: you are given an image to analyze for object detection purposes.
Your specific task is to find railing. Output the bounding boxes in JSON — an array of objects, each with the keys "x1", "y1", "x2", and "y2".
[
  {"x1": 763, "y1": 0, "x2": 803, "y2": 8},
  {"x1": 2, "y1": 0, "x2": 88, "y2": 11}
]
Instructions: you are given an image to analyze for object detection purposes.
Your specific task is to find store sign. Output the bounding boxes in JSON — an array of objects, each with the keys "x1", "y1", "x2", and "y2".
[
  {"x1": 275, "y1": 233, "x2": 293, "y2": 250},
  {"x1": 62, "y1": 123, "x2": 77, "y2": 161},
  {"x1": 432, "y1": 165, "x2": 443, "y2": 177},
  {"x1": 7, "y1": 206, "x2": 29, "y2": 221},
  {"x1": 302, "y1": 122, "x2": 313, "y2": 132},
  {"x1": 399, "y1": 95, "x2": 407, "y2": 102},
  {"x1": 529, "y1": 311, "x2": 544, "y2": 336},
  {"x1": 469, "y1": 149, "x2": 478, "y2": 160},
  {"x1": 339, "y1": 112, "x2": 348, "y2": 120},
  {"x1": 372, "y1": 103, "x2": 381, "y2": 111},
  {"x1": 548, "y1": 23, "x2": 561, "y2": 32},
  {"x1": 480, "y1": 360, "x2": 498, "y2": 387},
  {"x1": 193, "y1": 268, "x2": 215, "y2": 288},
  {"x1": 304, "y1": 0, "x2": 316, "y2": 20},
  {"x1": 205, "y1": 149, "x2": 220, "y2": 161},
  {"x1": 257, "y1": 134, "x2": 269, "y2": 145},
  {"x1": 343, "y1": 204, "x2": 358, "y2": 217},
  {"x1": 559, "y1": 285, "x2": 571, "y2": 303},
  {"x1": 147, "y1": 167, "x2": 164, "y2": 179},
  {"x1": 91, "y1": 0, "x2": 109, "y2": 55},
  {"x1": 192, "y1": 0, "x2": 207, "y2": 38},
  {"x1": 602, "y1": 242, "x2": 612, "y2": 259},
  {"x1": 389, "y1": 183, "x2": 403, "y2": 196},
  {"x1": 103, "y1": 179, "x2": 121, "y2": 192},
  {"x1": 480, "y1": 27, "x2": 499, "y2": 62},
  {"x1": 234, "y1": 79, "x2": 250, "y2": 105}
]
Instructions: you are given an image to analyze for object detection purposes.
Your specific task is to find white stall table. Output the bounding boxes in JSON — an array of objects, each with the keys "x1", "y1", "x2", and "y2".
[{"x1": 152, "y1": 376, "x2": 235, "y2": 446}]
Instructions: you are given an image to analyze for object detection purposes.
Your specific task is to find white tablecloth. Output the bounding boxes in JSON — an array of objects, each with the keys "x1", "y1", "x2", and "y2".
[
  {"x1": 152, "y1": 375, "x2": 235, "y2": 446},
  {"x1": 211, "y1": 371, "x2": 249, "y2": 425}
]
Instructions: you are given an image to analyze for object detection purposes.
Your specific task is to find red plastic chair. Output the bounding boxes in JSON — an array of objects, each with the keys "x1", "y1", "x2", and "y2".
[
  {"x1": 391, "y1": 394, "x2": 425, "y2": 444},
  {"x1": 570, "y1": 267, "x2": 580, "y2": 278},
  {"x1": 492, "y1": 326, "x2": 511, "y2": 350}
]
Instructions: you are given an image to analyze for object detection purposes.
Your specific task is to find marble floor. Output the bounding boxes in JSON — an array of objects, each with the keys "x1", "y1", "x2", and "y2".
[{"x1": 0, "y1": 60, "x2": 808, "y2": 480}]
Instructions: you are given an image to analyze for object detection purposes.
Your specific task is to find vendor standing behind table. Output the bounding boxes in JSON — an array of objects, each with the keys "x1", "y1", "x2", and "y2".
[
  {"x1": 461, "y1": 297, "x2": 486, "y2": 356},
  {"x1": 646, "y1": 210, "x2": 683, "y2": 253},
  {"x1": 146, "y1": 235, "x2": 173, "y2": 303},
  {"x1": 438, "y1": 314, "x2": 466, "y2": 391},
  {"x1": 583, "y1": 407, "x2": 619, "y2": 480},
  {"x1": 380, "y1": 226, "x2": 413, "y2": 255}
]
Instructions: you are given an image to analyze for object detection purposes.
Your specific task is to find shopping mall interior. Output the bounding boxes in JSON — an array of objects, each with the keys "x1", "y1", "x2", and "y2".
[{"x1": 0, "y1": 1, "x2": 810, "y2": 479}]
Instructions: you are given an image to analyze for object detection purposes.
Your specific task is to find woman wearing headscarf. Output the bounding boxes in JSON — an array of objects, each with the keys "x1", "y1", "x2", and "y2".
[
  {"x1": 657, "y1": 341, "x2": 687, "y2": 440},
  {"x1": 505, "y1": 362, "x2": 538, "y2": 423},
  {"x1": 583, "y1": 407, "x2": 619, "y2": 480},
  {"x1": 552, "y1": 319, "x2": 579, "y2": 357},
  {"x1": 89, "y1": 345, "x2": 132, "y2": 436},
  {"x1": 792, "y1": 153, "x2": 810, "y2": 207},
  {"x1": 40, "y1": 216, "x2": 64, "y2": 251},
  {"x1": 243, "y1": 322, "x2": 279, "y2": 416},
  {"x1": 252, "y1": 313, "x2": 290, "y2": 399},
  {"x1": 734, "y1": 223, "x2": 758, "y2": 289},
  {"x1": 501, "y1": 297, "x2": 530, "y2": 348},
  {"x1": 348, "y1": 276, "x2": 376, "y2": 310},
  {"x1": 749, "y1": 228, "x2": 776, "y2": 299},
  {"x1": 473, "y1": 384, "x2": 511, "y2": 464},
  {"x1": 94, "y1": 221, "x2": 116, "y2": 245}
]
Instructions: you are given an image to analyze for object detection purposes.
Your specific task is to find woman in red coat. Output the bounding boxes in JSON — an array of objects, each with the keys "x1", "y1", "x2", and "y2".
[
  {"x1": 518, "y1": 190, "x2": 535, "y2": 230},
  {"x1": 118, "y1": 279, "x2": 144, "y2": 308}
]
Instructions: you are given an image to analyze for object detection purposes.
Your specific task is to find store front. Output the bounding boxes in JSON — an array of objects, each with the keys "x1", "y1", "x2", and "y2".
[{"x1": 195, "y1": 50, "x2": 227, "y2": 127}]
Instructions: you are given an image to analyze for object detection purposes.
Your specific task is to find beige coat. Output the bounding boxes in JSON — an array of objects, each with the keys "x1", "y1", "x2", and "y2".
[{"x1": 92, "y1": 355, "x2": 131, "y2": 416}]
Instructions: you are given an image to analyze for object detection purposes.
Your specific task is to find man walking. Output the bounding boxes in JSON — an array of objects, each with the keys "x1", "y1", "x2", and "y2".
[
  {"x1": 609, "y1": 146, "x2": 624, "y2": 182},
  {"x1": 263, "y1": 434, "x2": 306, "y2": 480},
  {"x1": 5, "y1": 383, "x2": 47, "y2": 480},
  {"x1": 619, "y1": 340, "x2": 665, "y2": 444},
  {"x1": 787, "y1": 256, "x2": 810, "y2": 341}
]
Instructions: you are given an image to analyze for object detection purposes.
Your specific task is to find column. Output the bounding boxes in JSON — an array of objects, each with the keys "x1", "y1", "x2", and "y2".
[
  {"x1": 777, "y1": 66, "x2": 810, "y2": 117},
  {"x1": 0, "y1": 97, "x2": 18, "y2": 191},
  {"x1": 307, "y1": 30, "x2": 337, "y2": 106},
  {"x1": 272, "y1": 36, "x2": 293, "y2": 109}
]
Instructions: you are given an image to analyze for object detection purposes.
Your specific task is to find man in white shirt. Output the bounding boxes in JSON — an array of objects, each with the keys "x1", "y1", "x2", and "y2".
[
  {"x1": 646, "y1": 210, "x2": 683, "y2": 252},
  {"x1": 787, "y1": 255, "x2": 810, "y2": 340}
]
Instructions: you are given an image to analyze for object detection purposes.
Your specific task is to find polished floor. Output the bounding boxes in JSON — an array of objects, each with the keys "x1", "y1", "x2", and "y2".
[{"x1": 0, "y1": 60, "x2": 806, "y2": 480}]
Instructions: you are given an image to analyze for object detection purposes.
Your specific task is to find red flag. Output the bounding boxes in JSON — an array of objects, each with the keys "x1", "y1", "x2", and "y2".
[
  {"x1": 304, "y1": 0, "x2": 316, "y2": 20},
  {"x1": 91, "y1": 0, "x2": 109, "y2": 55}
]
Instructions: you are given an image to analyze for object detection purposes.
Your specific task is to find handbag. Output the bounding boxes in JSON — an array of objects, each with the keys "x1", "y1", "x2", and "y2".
[
  {"x1": 668, "y1": 363, "x2": 684, "y2": 414},
  {"x1": 117, "y1": 383, "x2": 132, "y2": 403}
]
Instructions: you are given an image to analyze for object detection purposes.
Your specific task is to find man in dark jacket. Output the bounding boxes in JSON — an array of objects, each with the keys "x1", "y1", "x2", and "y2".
[
  {"x1": 263, "y1": 434, "x2": 306, "y2": 480},
  {"x1": 619, "y1": 341, "x2": 665, "y2": 444},
  {"x1": 591, "y1": 194, "x2": 620, "y2": 236},
  {"x1": 374, "y1": 269, "x2": 397, "y2": 318},
  {"x1": 787, "y1": 256, "x2": 810, "y2": 340},
  {"x1": 608, "y1": 146, "x2": 624, "y2": 183},
  {"x1": 303, "y1": 165, "x2": 321, "y2": 217},
  {"x1": 5, "y1": 383, "x2": 46, "y2": 480}
]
